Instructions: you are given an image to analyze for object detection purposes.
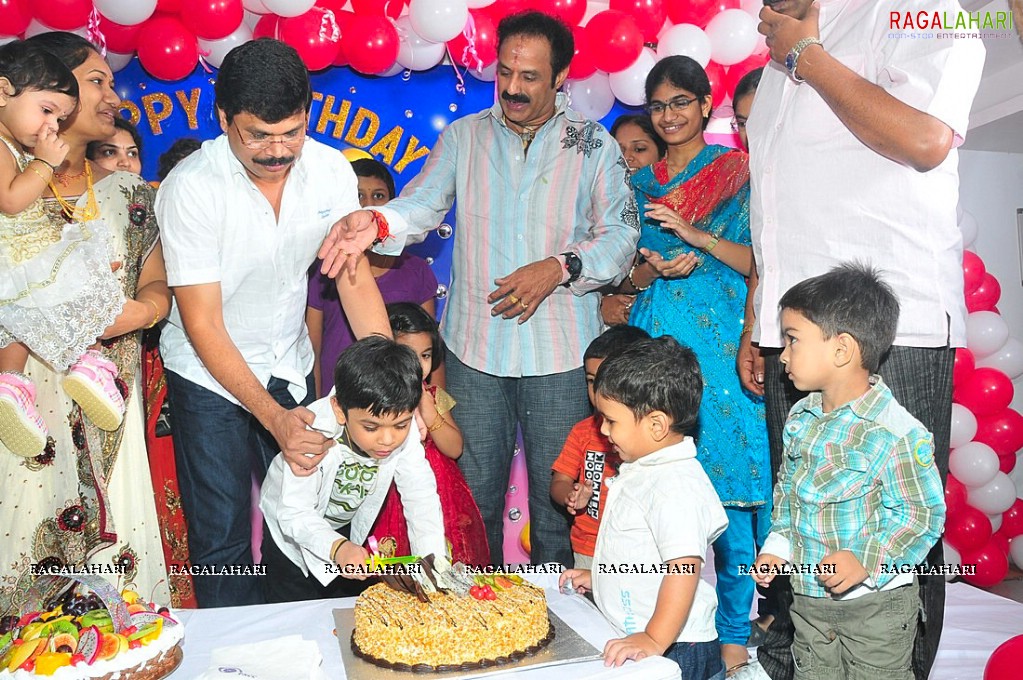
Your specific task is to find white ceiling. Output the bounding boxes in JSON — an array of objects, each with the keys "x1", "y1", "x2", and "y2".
[{"x1": 963, "y1": 0, "x2": 1023, "y2": 151}]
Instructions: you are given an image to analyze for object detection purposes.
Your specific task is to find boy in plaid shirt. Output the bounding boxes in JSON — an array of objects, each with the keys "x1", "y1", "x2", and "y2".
[{"x1": 753, "y1": 263, "x2": 945, "y2": 679}]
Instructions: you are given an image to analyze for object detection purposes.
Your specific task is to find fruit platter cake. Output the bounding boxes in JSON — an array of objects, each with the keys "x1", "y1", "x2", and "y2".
[
  {"x1": 351, "y1": 558, "x2": 553, "y2": 672},
  {"x1": 0, "y1": 578, "x2": 183, "y2": 679}
]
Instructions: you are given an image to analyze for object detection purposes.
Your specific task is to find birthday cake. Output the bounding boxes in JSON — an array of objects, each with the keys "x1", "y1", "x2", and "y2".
[
  {"x1": 0, "y1": 586, "x2": 182, "y2": 679},
  {"x1": 352, "y1": 569, "x2": 553, "y2": 671}
]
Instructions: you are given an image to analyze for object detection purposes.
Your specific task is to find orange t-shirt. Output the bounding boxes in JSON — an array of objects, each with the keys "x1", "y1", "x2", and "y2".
[{"x1": 551, "y1": 416, "x2": 620, "y2": 556}]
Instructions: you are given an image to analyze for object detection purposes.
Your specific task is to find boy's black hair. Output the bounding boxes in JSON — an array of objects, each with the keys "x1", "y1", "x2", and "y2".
[
  {"x1": 733, "y1": 67, "x2": 763, "y2": 103},
  {"x1": 0, "y1": 41, "x2": 78, "y2": 101},
  {"x1": 351, "y1": 158, "x2": 396, "y2": 201},
  {"x1": 779, "y1": 262, "x2": 899, "y2": 373},
  {"x1": 333, "y1": 336, "x2": 423, "y2": 417},
  {"x1": 387, "y1": 301, "x2": 443, "y2": 375},
  {"x1": 497, "y1": 12, "x2": 574, "y2": 86},
  {"x1": 215, "y1": 38, "x2": 312, "y2": 125},
  {"x1": 609, "y1": 113, "x2": 667, "y2": 160},
  {"x1": 156, "y1": 137, "x2": 201, "y2": 181},
  {"x1": 594, "y1": 336, "x2": 702, "y2": 434},
  {"x1": 584, "y1": 324, "x2": 651, "y2": 363},
  {"x1": 25, "y1": 32, "x2": 97, "y2": 71},
  {"x1": 86, "y1": 117, "x2": 143, "y2": 165},
  {"x1": 644, "y1": 55, "x2": 712, "y2": 130}
]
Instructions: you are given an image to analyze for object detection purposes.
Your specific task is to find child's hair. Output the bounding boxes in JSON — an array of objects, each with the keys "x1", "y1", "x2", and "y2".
[
  {"x1": 594, "y1": 336, "x2": 702, "y2": 434},
  {"x1": 387, "y1": 302, "x2": 444, "y2": 374},
  {"x1": 733, "y1": 67, "x2": 763, "y2": 102},
  {"x1": 86, "y1": 117, "x2": 143, "y2": 164},
  {"x1": 609, "y1": 114, "x2": 667, "y2": 159},
  {"x1": 584, "y1": 324, "x2": 650, "y2": 363},
  {"x1": 333, "y1": 335, "x2": 423, "y2": 417},
  {"x1": 351, "y1": 158, "x2": 396, "y2": 200},
  {"x1": 779, "y1": 262, "x2": 899, "y2": 373},
  {"x1": 157, "y1": 137, "x2": 201, "y2": 181},
  {"x1": 0, "y1": 41, "x2": 78, "y2": 101}
]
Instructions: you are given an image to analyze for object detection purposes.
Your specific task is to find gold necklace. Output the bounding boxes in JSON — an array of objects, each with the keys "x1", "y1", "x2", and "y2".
[{"x1": 48, "y1": 160, "x2": 99, "y2": 223}]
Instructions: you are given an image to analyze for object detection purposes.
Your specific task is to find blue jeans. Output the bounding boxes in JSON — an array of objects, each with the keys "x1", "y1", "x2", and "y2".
[
  {"x1": 714, "y1": 505, "x2": 773, "y2": 647},
  {"x1": 445, "y1": 350, "x2": 589, "y2": 567},
  {"x1": 167, "y1": 371, "x2": 315, "y2": 608},
  {"x1": 664, "y1": 639, "x2": 725, "y2": 680}
]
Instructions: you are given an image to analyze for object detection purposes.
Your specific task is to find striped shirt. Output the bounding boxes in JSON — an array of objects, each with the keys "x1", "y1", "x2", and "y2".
[
  {"x1": 377, "y1": 94, "x2": 638, "y2": 377},
  {"x1": 761, "y1": 377, "x2": 945, "y2": 598}
]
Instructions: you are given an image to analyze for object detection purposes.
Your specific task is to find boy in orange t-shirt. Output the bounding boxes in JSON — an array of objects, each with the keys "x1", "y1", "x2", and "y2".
[{"x1": 551, "y1": 325, "x2": 650, "y2": 568}]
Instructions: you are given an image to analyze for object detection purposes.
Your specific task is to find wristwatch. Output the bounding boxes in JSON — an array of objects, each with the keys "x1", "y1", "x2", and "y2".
[
  {"x1": 785, "y1": 37, "x2": 823, "y2": 83},
  {"x1": 561, "y1": 252, "x2": 582, "y2": 286}
]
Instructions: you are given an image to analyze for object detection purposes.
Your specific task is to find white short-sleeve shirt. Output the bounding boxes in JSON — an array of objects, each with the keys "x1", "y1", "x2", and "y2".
[{"x1": 157, "y1": 136, "x2": 361, "y2": 404}]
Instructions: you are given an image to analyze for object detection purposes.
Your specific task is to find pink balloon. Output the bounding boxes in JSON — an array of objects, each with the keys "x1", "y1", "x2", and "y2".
[
  {"x1": 956, "y1": 367, "x2": 1014, "y2": 418},
  {"x1": 182, "y1": 0, "x2": 243, "y2": 40},
  {"x1": 137, "y1": 15, "x2": 199, "y2": 81},
  {"x1": 279, "y1": 6, "x2": 341, "y2": 70},
  {"x1": 0, "y1": 0, "x2": 31, "y2": 36},
  {"x1": 975, "y1": 408, "x2": 1023, "y2": 458},
  {"x1": 962, "y1": 249, "x2": 986, "y2": 295},
  {"x1": 966, "y1": 272, "x2": 1001, "y2": 313},
  {"x1": 342, "y1": 13, "x2": 398, "y2": 75},
  {"x1": 985, "y1": 635, "x2": 1023, "y2": 680},
  {"x1": 961, "y1": 538, "x2": 1010, "y2": 587},
  {"x1": 448, "y1": 9, "x2": 497, "y2": 69},
  {"x1": 953, "y1": 347, "x2": 975, "y2": 389},
  {"x1": 585, "y1": 10, "x2": 643, "y2": 74},
  {"x1": 610, "y1": 0, "x2": 666, "y2": 43},
  {"x1": 944, "y1": 503, "x2": 992, "y2": 553},
  {"x1": 567, "y1": 24, "x2": 596, "y2": 80},
  {"x1": 29, "y1": 0, "x2": 92, "y2": 30}
]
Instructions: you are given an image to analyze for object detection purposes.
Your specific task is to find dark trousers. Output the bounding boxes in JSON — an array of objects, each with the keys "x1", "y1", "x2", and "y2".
[
  {"x1": 756, "y1": 346, "x2": 953, "y2": 680},
  {"x1": 167, "y1": 370, "x2": 315, "y2": 608},
  {"x1": 261, "y1": 522, "x2": 369, "y2": 602}
]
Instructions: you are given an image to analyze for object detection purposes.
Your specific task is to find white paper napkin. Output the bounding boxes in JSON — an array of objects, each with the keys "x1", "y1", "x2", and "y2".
[{"x1": 195, "y1": 634, "x2": 329, "y2": 680}]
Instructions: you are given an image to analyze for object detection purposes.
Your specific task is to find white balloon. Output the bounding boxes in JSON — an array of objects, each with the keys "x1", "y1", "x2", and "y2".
[
  {"x1": 95, "y1": 0, "x2": 157, "y2": 27},
  {"x1": 609, "y1": 48, "x2": 657, "y2": 107},
  {"x1": 943, "y1": 541, "x2": 962, "y2": 581},
  {"x1": 705, "y1": 9, "x2": 759, "y2": 66},
  {"x1": 106, "y1": 51, "x2": 134, "y2": 72},
  {"x1": 260, "y1": 0, "x2": 316, "y2": 18},
  {"x1": 467, "y1": 60, "x2": 497, "y2": 82},
  {"x1": 752, "y1": 31, "x2": 769, "y2": 56},
  {"x1": 564, "y1": 72, "x2": 615, "y2": 121},
  {"x1": 976, "y1": 337, "x2": 1023, "y2": 380},
  {"x1": 26, "y1": 20, "x2": 89, "y2": 38},
  {"x1": 243, "y1": 10, "x2": 263, "y2": 30},
  {"x1": 199, "y1": 23, "x2": 254, "y2": 69},
  {"x1": 949, "y1": 403, "x2": 979, "y2": 449},
  {"x1": 1011, "y1": 537, "x2": 1023, "y2": 570},
  {"x1": 950, "y1": 441, "x2": 999, "y2": 488},
  {"x1": 958, "y1": 210, "x2": 978, "y2": 248},
  {"x1": 0, "y1": 35, "x2": 19, "y2": 46},
  {"x1": 968, "y1": 472, "x2": 1018, "y2": 515},
  {"x1": 740, "y1": 0, "x2": 762, "y2": 16},
  {"x1": 395, "y1": 16, "x2": 446, "y2": 72},
  {"x1": 966, "y1": 311, "x2": 1010, "y2": 359},
  {"x1": 243, "y1": 0, "x2": 270, "y2": 13},
  {"x1": 409, "y1": 0, "x2": 469, "y2": 44},
  {"x1": 379, "y1": 62, "x2": 407, "y2": 78},
  {"x1": 656, "y1": 24, "x2": 711, "y2": 67},
  {"x1": 989, "y1": 513, "x2": 1004, "y2": 532},
  {"x1": 466, "y1": 0, "x2": 495, "y2": 7}
]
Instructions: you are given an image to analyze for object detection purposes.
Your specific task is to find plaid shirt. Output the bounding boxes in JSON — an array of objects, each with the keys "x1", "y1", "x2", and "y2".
[{"x1": 761, "y1": 377, "x2": 945, "y2": 598}]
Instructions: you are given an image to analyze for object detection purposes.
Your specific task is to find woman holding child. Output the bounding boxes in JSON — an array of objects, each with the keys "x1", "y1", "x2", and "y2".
[{"x1": 618, "y1": 55, "x2": 772, "y2": 677}]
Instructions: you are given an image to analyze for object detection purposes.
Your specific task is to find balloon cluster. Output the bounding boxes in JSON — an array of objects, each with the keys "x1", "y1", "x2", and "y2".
[
  {"x1": 1, "y1": 0, "x2": 769, "y2": 108},
  {"x1": 943, "y1": 210, "x2": 1023, "y2": 589}
]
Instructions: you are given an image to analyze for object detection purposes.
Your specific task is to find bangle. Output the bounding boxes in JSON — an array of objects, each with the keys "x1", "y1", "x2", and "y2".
[
  {"x1": 627, "y1": 263, "x2": 652, "y2": 292},
  {"x1": 370, "y1": 210, "x2": 390, "y2": 246},
  {"x1": 427, "y1": 413, "x2": 446, "y2": 433},
  {"x1": 331, "y1": 536, "x2": 349, "y2": 563},
  {"x1": 27, "y1": 165, "x2": 51, "y2": 183},
  {"x1": 142, "y1": 299, "x2": 161, "y2": 329},
  {"x1": 702, "y1": 235, "x2": 720, "y2": 253},
  {"x1": 29, "y1": 157, "x2": 56, "y2": 171}
]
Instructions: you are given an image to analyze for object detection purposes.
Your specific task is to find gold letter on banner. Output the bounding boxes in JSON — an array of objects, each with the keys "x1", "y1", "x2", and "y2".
[
  {"x1": 394, "y1": 135, "x2": 430, "y2": 173},
  {"x1": 119, "y1": 102, "x2": 141, "y2": 127},
  {"x1": 368, "y1": 126, "x2": 403, "y2": 166},
  {"x1": 175, "y1": 88, "x2": 201, "y2": 130},
  {"x1": 142, "y1": 92, "x2": 173, "y2": 136},
  {"x1": 344, "y1": 107, "x2": 380, "y2": 148},
  {"x1": 315, "y1": 93, "x2": 351, "y2": 139}
]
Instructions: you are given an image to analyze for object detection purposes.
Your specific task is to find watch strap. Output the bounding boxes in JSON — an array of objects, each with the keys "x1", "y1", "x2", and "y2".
[{"x1": 787, "y1": 37, "x2": 823, "y2": 83}]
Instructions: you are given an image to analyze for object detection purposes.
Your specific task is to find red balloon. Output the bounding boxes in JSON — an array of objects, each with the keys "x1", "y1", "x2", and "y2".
[
  {"x1": 666, "y1": 0, "x2": 739, "y2": 28},
  {"x1": 585, "y1": 10, "x2": 643, "y2": 73},
  {"x1": 992, "y1": 529, "x2": 1011, "y2": 555},
  {"x1": 944, "y1": 503, "x2": 992, "y2": 553},
  {"x1": 351, "y1": 0, "x2": 407, "y2": 20},
  {"x1": 330, "y1": 8, "x2": 355, "y2": 66},
  {"x1": 0, "y1": 0, "x2": 31, "y2": 36},
  {"x1": 252, "y1": 14, "x2": 278, "y2": 39},
  {"x1": 953, "y1": 347, "x2": 975, "y2": 389},
  {"x1": 279, "y1": 6, "x2": 341, "y2": 71},
  {"x1": 341, "y1": 14, "x2": 398, "y2": 75},
  {"x1": 485, "y1": 0, "x2": 533, "y2": 26},
  {"x1": 999, "y1": 500, "x2": 1023, "y2": 539},
  {"x1": 966, "y1": 272, "x2": 1001, "y2": 313},
  {"x1": 985, "y1": 634, "x2": 1023, "y2": 680},
  {"x1": 962, "y1": 249, "x2": 986, "y2": 295},
  {"x1": 724, "y1": 52, "x2": 769, "y2": 98},
  {"x1": 975, "y1": 409, "x2": 1023, "y2": 458},
  {"x1": 961, "y1": 538, "x2": 1010, "y2": 587},
  {"x1": 156, "y1": 0, "x2": 183, "y2": 13},
  {"x1": 998, "y1": 451, "x2": 1017, "y2": 474},
  {"x1": 136, "y1": 15, "x2": 199, "y2": 81},
  {"x1": 448, "y1": 10, "x2": 498, "y2": 70},
  {"x1": 957, "y1": 367, "x2": 1014, "y2": 418},
  {"x1": 29, "y1": 0, "x2": 92, "y2": 30},
  {"x1": 945, "y1": 475, "x2": 968, "y2": 515},
  {"x1": 705, "y1": 60, "x2": 727, "y2": 107},
  {"x1": 181, "y1": 0, "x2": 243, "y2": 41},
  {"x1": 547, "y1": 0, "x2": 586, "y2": 27},
  {"x1": 97, "y1": 16, "x2": 143, "y2": 53},
  {"x1": 567, "y1": 24, "x2": 596, "y2": 80},
  {"x1": 610, "y1": 0, "x2": 666, "y2": 43}
]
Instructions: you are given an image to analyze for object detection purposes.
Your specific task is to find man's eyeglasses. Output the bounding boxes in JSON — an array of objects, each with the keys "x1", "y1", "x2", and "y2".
[
  {"x1": 645, "y1": 96, "x2": 701, "y2": 116},
  {"x1": 232, "y1": 122, "x2": 306, "y2": 150},
  {"x1": 730, "y1": 117, "x2": 747, "y2": 133}
]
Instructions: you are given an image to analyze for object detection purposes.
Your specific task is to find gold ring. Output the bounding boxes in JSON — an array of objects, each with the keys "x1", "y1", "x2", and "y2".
[
  {"x1": 520, "y1": 300, "x2": 529, "y2": 309},
  {"x1": 508, "y1": 295, "x2": 520, "y2": 304}
]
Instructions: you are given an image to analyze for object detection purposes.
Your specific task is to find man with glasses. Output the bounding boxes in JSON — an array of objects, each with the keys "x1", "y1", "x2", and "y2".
[
  {"x1": 746, "y1": 2, "x2": 984, "y2": 679},
  {"x1": 156, "y1": 39, "x2": 363, "y2": 607}
]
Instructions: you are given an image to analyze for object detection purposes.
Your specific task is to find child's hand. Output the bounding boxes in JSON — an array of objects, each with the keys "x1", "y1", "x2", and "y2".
[
  {"x1": 33, "y1": 126, "x2": 69, "y2": 168},
  {"x1": 602, "y1": 632, "x2": 661, "y2": 667},
  {"x1": 751, "y1": 552, "x2": 788, "y2": 586},
  {"x1": 818, "y1": 550, "x2": 868, "y2": 595},
  {"x1": 335, "y1": 540, "x2": 371, "y2": 580},
  {"x1": 559, "y1": 568, "x2": 591, "y2": 594},
  {"x1": 566, "y1": 480, "x2": 593, "y2": 514}
]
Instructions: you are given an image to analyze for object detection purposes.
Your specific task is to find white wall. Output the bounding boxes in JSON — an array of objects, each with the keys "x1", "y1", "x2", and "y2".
[{"x1": 958, "y1": 149, "x2": 1023, "y2": 413}]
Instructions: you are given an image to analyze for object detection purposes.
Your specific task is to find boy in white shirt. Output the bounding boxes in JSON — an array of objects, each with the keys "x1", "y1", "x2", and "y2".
[
  {"x1": 260, "y1": 335, "x2": 447, "y2": 602},
  {"x1": 561, "y1": 336, "x2": 728, "y2": 679}
]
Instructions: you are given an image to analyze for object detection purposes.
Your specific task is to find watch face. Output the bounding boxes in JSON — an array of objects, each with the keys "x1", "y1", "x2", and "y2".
[{"x1": 785, "y1": 51, "x2": 797, "y2": 73}]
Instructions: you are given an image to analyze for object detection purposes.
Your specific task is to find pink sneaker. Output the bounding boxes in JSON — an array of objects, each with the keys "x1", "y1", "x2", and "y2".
[
  {"x1": 62, "y1": 350, "x2": 125, "y2": 431},
  {"x1": 0, "y1": 371, "x2": 49, "y2": 457}
]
